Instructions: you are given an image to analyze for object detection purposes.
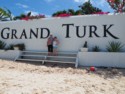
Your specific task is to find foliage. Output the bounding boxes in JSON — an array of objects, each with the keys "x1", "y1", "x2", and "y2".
[
  {"x1": 92, "y1": 46, "x2": 100, "y2": 52},
  {"x1": 107, "y1": 0, "x2": 125, "y2": 13},
  {"x1": 5, "y1": 8, "x2": 13, "y2": 20},
  {"x1": 0, "y1": 7, "x2": 12, "y2": 21},
  {"x1": 5, "y1": 43, "x2": 25, "y2": 50},
  {"x1": 14, "y1": 43, "x2": 25, "y2": 50},
  {"x1": 79, "y1": 0, "x2": 102, "y2": 15},
  {"x1": 68, "y1": 9, "x2": 75, "y2": 15},
  {"x1": 106, "y1": 41, "x2": 124, "y2": 52},
  {"x1": 5, "y1": 44, "x2": 14, "y2": 50},
  {"x1": 13, "y1": 14, "x2": 25, "y2": 20},
  {"x1": 83, "y1": 41, "x2": 87, "y2": 48},
  {"x1": 13, "y1": 12, "x2": 31, "y2": 20},
  {"x1": 26, "y1": 14, "x2": 45, "y2": 20},
  {"x1": 0, "y1": 40, "x2": 6, "y2": 49},
  {"x1": 52, "y1": 0, "x2": 102, "y2": 16},
  {"x1": 75, "y1": 10, "x2": 83, "y2": 15},
  {"x1": 0, "y1": 0, "x2": 104, "y2": 20},
  {"x1": 52, "y1": 10, "x2": 73, "y2": 17},
  {"x1": 0, "y1": 7, "x2": 9, "y2": 21},
  {"x1": 27, "y1": 12, "x2": 31, "y2": 17},
  {"x1": 13, "y1": 12, "x2": 45, "y2": 21}
]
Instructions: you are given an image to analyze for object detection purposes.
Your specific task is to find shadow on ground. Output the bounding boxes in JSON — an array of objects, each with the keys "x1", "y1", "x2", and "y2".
[
  {"x1": 17, "y1": 61, "x2": 75, "y2": 68},
  {"x1": 16, "y1": 61, "x2": 125, "y2": 78}
]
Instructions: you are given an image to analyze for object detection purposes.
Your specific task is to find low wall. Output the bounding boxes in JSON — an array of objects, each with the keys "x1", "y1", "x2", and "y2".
[
  {"x1": 78, "y1": 52, "x2": 125, "y2": 68},
  {"x1": 0, "y1": 50, "x2": 21, "y2": 60},
  {"x1": 0, "y1": 50, "x2": 125, "y2": 68}
]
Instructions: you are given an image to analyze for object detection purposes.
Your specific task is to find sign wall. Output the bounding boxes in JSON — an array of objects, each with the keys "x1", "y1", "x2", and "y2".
[{"x1": 0, "y1": 14, "x2": 125, "y2": 52}]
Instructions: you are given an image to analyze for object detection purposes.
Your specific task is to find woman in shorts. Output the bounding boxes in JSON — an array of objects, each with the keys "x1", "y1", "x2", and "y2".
[{"x1": 53, "y1": 36, "x2": 59, "y2": 56}]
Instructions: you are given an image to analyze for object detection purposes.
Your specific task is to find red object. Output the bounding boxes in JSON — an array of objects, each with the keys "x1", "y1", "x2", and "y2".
[
  {"x1": 57, "y1": 13, "x2": 72, "y2": 17},
  {"x1": 21, "y1": 17, "x2": 29, "y2": 21},
  {"x1": 90, "y1": 67, "x2": 95, "y2": 71},
  {"x1": 108, "y1": 0, "x2": 115, "y2": 3}
]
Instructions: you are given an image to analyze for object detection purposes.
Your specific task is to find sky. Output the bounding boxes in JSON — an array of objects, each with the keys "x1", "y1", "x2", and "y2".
[{"x1": 0, "y1": 0, "x2": 114, "y2": 17}]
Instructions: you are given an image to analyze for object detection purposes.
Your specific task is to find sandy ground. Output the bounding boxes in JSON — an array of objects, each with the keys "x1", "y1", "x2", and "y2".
[{"x1": 0, "y1": 59, "x2": 125, "y2": 94}]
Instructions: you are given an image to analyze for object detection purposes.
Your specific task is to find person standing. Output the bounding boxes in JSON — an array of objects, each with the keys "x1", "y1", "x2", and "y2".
[
  {"x1": 53, "y1": 36, "x2": 59, "y2": 56},
  {"x1": 47, "y1": 35, "x2": 53, "y2": 55}
]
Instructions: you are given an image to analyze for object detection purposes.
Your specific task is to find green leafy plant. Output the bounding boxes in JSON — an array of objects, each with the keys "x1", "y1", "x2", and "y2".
[
  {"x1": 5, "y1": 44, "x2": 14, "y2": 50},
  {"x1": 0, "y1": 40, "x2": 6, "y2": 49},
  {"x1": 14, "y1": 43, "x2": 25, "y2": 50},
  {"x1": 19, "y1": 43, "x2": 25, "y2": 50},
  {"x1": 106, "y1": 41, "x2": 124, "y2": 52},
  {"x1": 0, "y1": 7, "x2": 13, "y2": 21},
  {"x1": 92, "y1": 46, "x2": 100, "y2": 52},
  {"x1": 83, "y1": 41, "x2": 87, "y2": 48}
]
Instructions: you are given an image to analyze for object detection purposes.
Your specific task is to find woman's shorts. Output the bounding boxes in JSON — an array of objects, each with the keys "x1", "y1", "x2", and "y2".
[{"x1": 53, "y1": 45, "x2": 58, "y2": 49}]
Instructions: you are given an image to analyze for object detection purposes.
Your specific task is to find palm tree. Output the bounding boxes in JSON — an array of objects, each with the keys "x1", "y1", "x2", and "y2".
[
  {"x1": 0, "y1": 7, "x2": 8, "y2": 21},
  {"x1": 0, "y1": 7, "x2": 13, "y2": 21},
  {"x1": 5, "y1": 8, "x2": 13, "y2": 20}
]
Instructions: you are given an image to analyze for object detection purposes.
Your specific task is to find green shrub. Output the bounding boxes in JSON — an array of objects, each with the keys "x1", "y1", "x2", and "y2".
[
  {"x1": 106, "y1": 41, "x2": 124, "y2": 52},
  {"x1": 5, "y1": 44, "x2": 14, "y2": 50},
  {"x1": 83, "y1": 41, "x2": 87, "y2": 48},
  {"x1": 14, "y1": 43, "x2": 25, "y2": 50},
  {"x1": 0, "y1": 40, "x2": 6, "y2": 49},
  {"x1": 18, "y1": 43, "x2": 25, "y2": 50},
  {"x1": 92, "y1": 46, "x2": 100, "y2": 52}
]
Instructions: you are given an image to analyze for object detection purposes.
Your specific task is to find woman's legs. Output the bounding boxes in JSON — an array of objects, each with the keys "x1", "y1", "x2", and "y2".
[
  {"x1": 53, "y1": 48, "x2": 58, "y2": 56},
  {"x1": 54, "y1": 49, "x2": 57, "y2": 56}
]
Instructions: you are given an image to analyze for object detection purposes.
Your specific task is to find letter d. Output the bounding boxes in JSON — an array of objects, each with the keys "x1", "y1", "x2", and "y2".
[{"x1": 40, "y1": 28, "x2": 50, "y2": 39}]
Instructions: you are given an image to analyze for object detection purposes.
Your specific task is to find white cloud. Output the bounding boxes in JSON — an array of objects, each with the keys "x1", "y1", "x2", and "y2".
[{"x1": 16, "y1": 3, "x2": 29, "y2": 8}]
